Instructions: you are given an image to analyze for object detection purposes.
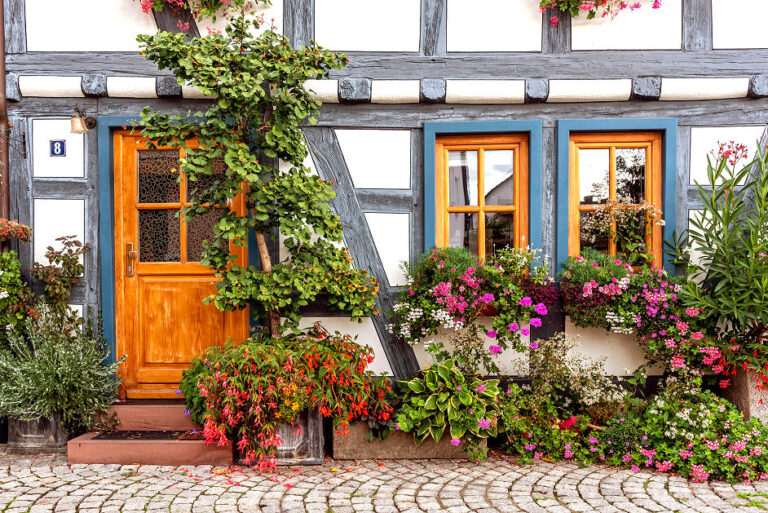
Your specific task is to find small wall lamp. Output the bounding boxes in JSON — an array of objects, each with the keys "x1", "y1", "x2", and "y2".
[{"x1": 70, "y1": 105, "x2": 97, "y2": 134}]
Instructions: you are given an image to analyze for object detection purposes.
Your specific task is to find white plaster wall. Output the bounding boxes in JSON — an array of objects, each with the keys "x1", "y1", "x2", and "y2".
[
  {"x1": 33, "y1": 199, "x2": 85, "y2": 265},
  {"x1": 411, "y1": 320, "x2": 529, "y2": 376},
  {"x1": 298, "y1": 317, "x2": 393, "y2": 375},
  {"x1": 660, "y1": 78, "x2": 749, "y2": 101},
  {"x1": 365, "y1": 213, "x2": 410, "y2": 287},
  {"x1": 571, "y1": 0, "x2": 681, "y2": 50},
  {"x1": 689, "y1": 126, "x2": 765, "y2": 185},
  {"x1": 32, "y1": 119, "x2": 85, "y2": 178},
  {"x1": 314, "y1": 0, "x2": 420, "y2": 52},
  {"x1": 335, "y1": 130, "x2": 411, "y2": 189},
  {"x1": 26, "y1": 0, "x2": 157, "y2": 51},
  {"x1": 565, "y1": 320, "x2": 651, "y2": 375},
  {"x1": 199, "y1": 0, "x2": 283, "y2": 36},
  {"x1": 712, "y1": 0, "x2": 768, "y2": 49},
  {"x1": 446, "y1": 0, "x2": 542, "y2": 52},
  {"x1": 547, "y1": 79, "x2": 632, "y2": 102}
]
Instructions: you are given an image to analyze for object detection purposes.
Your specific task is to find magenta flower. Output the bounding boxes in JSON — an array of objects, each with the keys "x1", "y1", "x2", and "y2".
[
  {"x1": 450, "y1": 437, "x2": 460, "y2": 446},
  {"x1": 521, "y1": 328, "x2": 530, "y2": 336},
  {"x1": 534, "y1": 303, "x2": 548, "y2": 315},
  {"x1": 489, "y1": 345, "x2": 502, "y2": 355},
  {"x1": 519, "y1": 297, "x2": 533, "y2": 307},
  {"x1": 486, "y1": 329, "x2": 497, "y2": 339},
  {"x1": 529, "y1": 342, "x2": 538, "y2": 349},
  {"x1": 508, "y1": 322, "x2": 520, "y2": 332},
  {"x1": 530, "y1": 318, "x2": 542, "y2": 327},
  {"x1": 477, "y1": 418, "x2": 491, "y2": 429},
  {"x1": 475, "y1": 383, "x2": 486, "y2": 392}
]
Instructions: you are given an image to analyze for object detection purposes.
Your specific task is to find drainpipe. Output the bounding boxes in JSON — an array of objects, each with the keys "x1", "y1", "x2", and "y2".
[{"x1": 0, "y1": 0, "x2": 10, "y2": 251}]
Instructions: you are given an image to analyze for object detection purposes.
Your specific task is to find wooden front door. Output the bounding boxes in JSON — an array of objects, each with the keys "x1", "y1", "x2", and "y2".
[{"x1": 113, "y1": 131, "x2": 248, "y2": 399}]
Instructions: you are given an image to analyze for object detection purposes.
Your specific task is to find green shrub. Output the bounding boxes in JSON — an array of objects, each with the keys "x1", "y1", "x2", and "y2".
[
  {"x1": 179, "y1": 357, "x2": 208, "y2": 426},
  {"x1": 0, "y1": 306, "x2": 123, "y2": 431},
  {"x1": 0, "y1": 250, "x2": 33, "y2": 347}
]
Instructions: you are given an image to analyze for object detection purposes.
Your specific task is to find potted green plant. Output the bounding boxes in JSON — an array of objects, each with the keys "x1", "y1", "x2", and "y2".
[{"x1": 0, "y1": 237, "x2": 123, "y2": 453}]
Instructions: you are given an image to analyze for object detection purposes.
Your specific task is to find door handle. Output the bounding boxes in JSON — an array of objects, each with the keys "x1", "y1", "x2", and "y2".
[{"x1": 126, "y1": 242, "x2": 138, "y2": 277}]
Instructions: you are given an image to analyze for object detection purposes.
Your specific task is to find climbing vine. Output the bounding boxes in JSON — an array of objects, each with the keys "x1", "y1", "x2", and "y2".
[{"x1": 137, "y1": 0, "x2": 378, "y2": 335}]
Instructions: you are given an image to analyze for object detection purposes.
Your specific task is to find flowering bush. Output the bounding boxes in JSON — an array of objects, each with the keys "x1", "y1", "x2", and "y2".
[
  {"x1": 541, "y1": 0, "x2": 662, "y2": 26},
  {"x1": 560, "y1": 249, "x2": 716, "y2": 375},
  {"x1": 138, "y1": 0, "x2": 246, "y2": 21},
  {"x1": 0, "y1": 251, "x2": 33, "y2": 346},
  {"x1": 395, "y1": 355, "x2": 500, "y2": 459},
  {"x1": 389, "y1": 246, "x2": 556, "y2": 375},
  {"x1": 0, "y1": 219, "x2": 31, "y2": 242},
  {"x1": 672, "y1": 140, "x2": 768, "y2": 391},
  {"x1": 187, "y1": 324, "x2": 393, "y2": 471}
]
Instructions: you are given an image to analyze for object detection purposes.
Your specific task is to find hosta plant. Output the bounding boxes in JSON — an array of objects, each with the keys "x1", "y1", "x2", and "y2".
[{"x1": 395, "y1": 352, "x2": 500, "y2": 459}]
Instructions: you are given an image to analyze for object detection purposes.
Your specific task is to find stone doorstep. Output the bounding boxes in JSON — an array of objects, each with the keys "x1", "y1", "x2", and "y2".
[
  {"x1": 67, "y1": 432, "x2": 233, "y2": 466},
  {"x1": 333, "y1": 422, "x2": 482, "y2": 460},
  {"x1": 107, "y1": 404, "x2": 197, "y2": 432}
]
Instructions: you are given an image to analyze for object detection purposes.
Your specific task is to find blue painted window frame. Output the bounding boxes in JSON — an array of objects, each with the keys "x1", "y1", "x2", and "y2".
[
  {"x1": 423, "y1": 120, "x2": 544, "y2": 254},
  {"x1": 555, "y1": 118, "x2": 678, "y2": 273},
  {"x1": 97, "y1": 116, "x2": 259, "y2": 362}
]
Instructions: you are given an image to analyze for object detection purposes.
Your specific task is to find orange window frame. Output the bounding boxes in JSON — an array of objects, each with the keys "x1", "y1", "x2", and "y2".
[
  {"x1": 568, "y1": 131, "x2": 663, "y2": 264},
  {"x1": 435, "y1": 134, "x2": 529, "y2": 259}
]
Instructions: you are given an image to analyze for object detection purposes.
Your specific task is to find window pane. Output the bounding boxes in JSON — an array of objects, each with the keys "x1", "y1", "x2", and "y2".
[
  {"x1": 449, "y1": 212, "x2": 479, "y2": 255},
  {"x1": 615, "y1": 209, "x2": 648, "y2": 265},
  {"x1": 187, "y1": 157, "x2": 226, "y2": 202},
  {"x1": 448, "y1": 151, "x2": 478, "y2": 206},
  {"x1": 138, "y1": 150, "x2": 180, "y2": 204},
  {"x1": 484, "y1": 150, "x2": 514, "y2": 206},
  {"x1": 579, "y1": 148, "x2": 609, "y2": 205},
  {"x1": 616, "y1": 148, "x2": 646, "y2": 203},
  {"x1": 485, "y1": 212, "x2": 514, "y2": 256},
  {"x1": 186, "y1": 209, "x2": 224, "y2": 262},
  {"x1": 579, "y1": 210, "x2": 610, "y2": 254},
  {"x1": 139, "y1": 209, "x2": 181, "y2": 262}
]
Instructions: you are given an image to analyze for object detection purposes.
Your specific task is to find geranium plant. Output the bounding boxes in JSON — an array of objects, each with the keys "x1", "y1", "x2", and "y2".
[
  {"x1": 138, "y1": 0, "x2": 243, "y2": 21},
  {"x1": 388, "y1": 246, "x2": 557, "y2": 375},
  {"x1": 137, "y1": 0, "x2": 377, "y2": 337},
  {"x1": 185, "y1": 325, "x2": 393, "y2": 471},
  {"x1": 541, "y1": 0, "x2": 662, "y2": 26}
]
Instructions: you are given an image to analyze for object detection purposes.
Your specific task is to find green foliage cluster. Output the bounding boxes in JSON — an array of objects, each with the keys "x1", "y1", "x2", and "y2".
[
  {"x1": 395, "y1": 357, "x2": 500, "y2": 459},
  {"x1": 0, "y1": 251, "x2": 34, "y2": 347},
  {"x1": 137, "y1": 1, "x2": 377, "y2": 335}
]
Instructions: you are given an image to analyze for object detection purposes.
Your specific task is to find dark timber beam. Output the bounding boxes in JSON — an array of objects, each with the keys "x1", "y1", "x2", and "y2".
[{"x1": 303, "y1": 126, "x2": 420, "y2": 379}]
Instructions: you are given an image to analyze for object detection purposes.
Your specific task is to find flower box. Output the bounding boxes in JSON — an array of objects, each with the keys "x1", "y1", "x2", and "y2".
[{"x1": 332, "y1": 422, "x2": 483, "y2": 460}]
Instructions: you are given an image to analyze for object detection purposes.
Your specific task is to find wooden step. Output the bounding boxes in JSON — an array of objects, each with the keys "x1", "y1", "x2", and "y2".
[
  {"x1": 108, "y1": 403, "x2": 197, "y2": 431},
  {"x1": 67, "y1": 432, "x2": 232, "y2": 466}
]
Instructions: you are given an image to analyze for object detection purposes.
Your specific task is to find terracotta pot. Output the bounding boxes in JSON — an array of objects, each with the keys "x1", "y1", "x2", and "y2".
[{"x1": 7, "y1": 412, "x2": 67, "y2": 454}]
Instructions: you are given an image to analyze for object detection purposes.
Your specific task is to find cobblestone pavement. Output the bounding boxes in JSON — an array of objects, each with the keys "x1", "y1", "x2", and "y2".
[{"x1": 2, "y1": 450, "x2": 768, "y2": 513}]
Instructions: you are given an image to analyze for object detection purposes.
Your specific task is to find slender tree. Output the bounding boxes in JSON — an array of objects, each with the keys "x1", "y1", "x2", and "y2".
[{"x1": 137, "y1": 2, "x2": 378, "y2": 336}]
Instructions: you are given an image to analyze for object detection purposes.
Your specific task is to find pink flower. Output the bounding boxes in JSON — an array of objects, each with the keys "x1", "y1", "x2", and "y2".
[
  {"x1": 592, "y1": 263, "x2": 599, "y2": 267},
  {"x1": 679, "y1": 450, "x2": 693, "y2": 460},
  {"x1": 529, "y1": 342, "x2": 539, "y2": 350},
  {"x1": 508, "y1": 322, "x2": 520, "y2": 332},
  {"x1": 623, "y1": 453, "x2": 632, "y2": 463},
  {"x1": 521, "y1": 328, "x2": 530, "y2": 336},
  {"x1": 519, "y1": 297, "x2": 533, "y2": 307},
  {"x1": 450, "y1": 437, "x2": 460, "y2": 446},
  {"x1": 631, "y1": 465, "x2": 640, "y2": 472},
  {"x1": 489, "y1": 345, "x2": 502, "y2": 355},
  {"x1": 549, "y1": 15, "x2": 559, "y2": 27},
  {"x1": 477, "y1": 418, "x2": 491, "y2": 429},
  {"x1": 706, "y1": 440, "x2": 720, "y2": 450},
  {"x1": 476, "y1": 384, "x2": 487, "y2": 392},
  {"x1": 691, "y1": 331, "x2": 704, "y2": 340},
  {"x1": 534, "y1": 303, "x2": 548, "y2": 316},
  {"x1": 655, "y1": 461, "x2": 673, "y2": 472},
  {"x1": 486, "y1": 330, "x2": 497, "y2": 339},
  {"x1": 670, "y1": 355, "x2": 685, "y2": 368},
  {"x1": 530, "y1": 318, "x2": 542, "y2": 327},
  {"x1": 534, "y1": 452, "x2": 543, "y2": 460}
]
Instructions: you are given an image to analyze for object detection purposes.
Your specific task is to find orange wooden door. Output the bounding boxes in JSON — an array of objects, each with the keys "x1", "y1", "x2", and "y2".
[{"x1": 113, "y1": 131, "x2": 248, "y2": 399}]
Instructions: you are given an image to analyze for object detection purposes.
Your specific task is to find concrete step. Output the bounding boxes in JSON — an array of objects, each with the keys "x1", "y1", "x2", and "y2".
[
  {"x1": 67, "y1": 432, "x2": 232, "y2": 466},
  {"x1": 108, "y1": 403, "x2": 197, "y2": 432}
]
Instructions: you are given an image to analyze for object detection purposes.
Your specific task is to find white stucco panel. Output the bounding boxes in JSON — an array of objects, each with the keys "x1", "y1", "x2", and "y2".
[
  {"x1": 660, "y1": 78, "x2": 749, "y2": 101},
  {"x1": 713, "y1": 0, "x2": 768, "y2": 49},
  {"x1": 107, "y1": 77, "x2": 158, "y2": 98},
  {"x1": 446, "y1": 0, "x2": 542, "y2": 52},
  {"x1": 365, "y1": 213, "x2": 410, "y2": 287},
  {"x1": 18, "y1": 76, "x2": 84, "y2": 98},
  {"x1": 32, "y1": 119, "x2": 85, "y2": 178},
  {"x1": 304, "y1": 79, "x2": 339, "y2": 104},
  {"x1": 335, "y1": 130, "x2": 411, "y2": 189},
  {"x1": 298, "y1": 317, "x2": 393, "y2": 376},
  {"x1": 26, "y1": 0, "x2": 157, "y2": 52},
  {"x1": 314, "y1": 0, "x2": 420, "y2": 52},
  {"x1": 571, "y1": 0, "x2": 681, "y2": 50},
  {"x1": 548, "y1": 79, "x2": 632, "y2": 103},
  {"x1": 33, "y1": 199, "x2": 85, "y2": 265},
  {"x1": 445, "y1": 80, "x2": 526, "y2": 104},
  {"x1": 371, "y1": 81, "x2": 421, "y2": 104},
  {"x1": 689, "y1": 126, "x2": 765, "y2": 185}
]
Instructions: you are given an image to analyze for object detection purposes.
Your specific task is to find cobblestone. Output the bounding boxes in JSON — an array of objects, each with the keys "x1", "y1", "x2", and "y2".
[{"x1": 2, "y1": 449, "x2": 768, "y2": 512}]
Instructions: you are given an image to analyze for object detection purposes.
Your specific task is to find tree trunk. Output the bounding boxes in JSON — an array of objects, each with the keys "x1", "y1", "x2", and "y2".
[{"x1": 254, "y1": 230, "x2": 280, "y2": 337}]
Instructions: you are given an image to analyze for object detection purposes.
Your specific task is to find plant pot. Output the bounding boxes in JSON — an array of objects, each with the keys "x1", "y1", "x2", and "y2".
[
  {"x1": 7, "y1": 412, "x2": 67, "y2": 454},
  {"x1": 235, "y1": 409, "x2": 324, "y2": 466},
  {"x1": 720, "y1": 370, "x2": 768, "y2": 421},
  {"x1": 333, "y1": 422, "x2": 485, "y2": 460},
  {"x1": 151, "y1": 1, "x2": 200, "y2": 38},
  {"x1": 478, "y1": 304, "x2": 497, "y2": 316}
]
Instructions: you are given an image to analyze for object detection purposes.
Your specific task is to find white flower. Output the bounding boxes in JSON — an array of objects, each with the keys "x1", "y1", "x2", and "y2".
[{"x1": 0, "y1": 290, "x2": 9, "y2": 300}]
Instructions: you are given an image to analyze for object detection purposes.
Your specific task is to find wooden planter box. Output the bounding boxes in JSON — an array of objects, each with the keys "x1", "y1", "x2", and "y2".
[
  {"x1": 7, "y1": 412, "x2": 67, "y2": 454},
  {"x1": 333, "y1": 422, "x2": 482, "y2": 460}
]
